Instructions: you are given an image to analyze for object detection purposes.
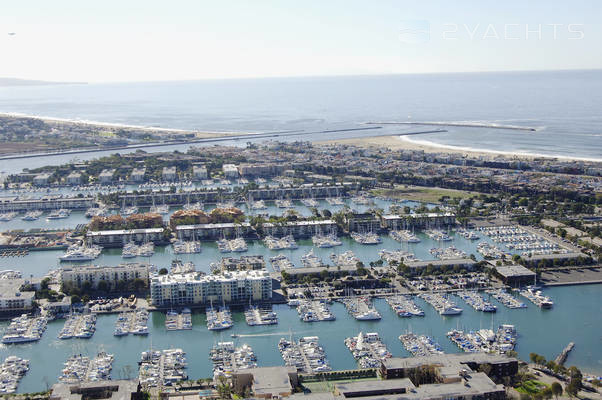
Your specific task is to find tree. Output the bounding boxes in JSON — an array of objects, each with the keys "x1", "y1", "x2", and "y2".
[
  {"x1": 550, "y1": 382, "x2": 562, "y2": 399},
  {"x1": 159, "y1": 268, "x2": 168, "y2": 275}
]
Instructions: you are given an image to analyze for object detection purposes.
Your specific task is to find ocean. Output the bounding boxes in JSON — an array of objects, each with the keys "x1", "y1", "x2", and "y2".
[{"x1": 0, "y1": 69, "x2": 601, "y2": 162}]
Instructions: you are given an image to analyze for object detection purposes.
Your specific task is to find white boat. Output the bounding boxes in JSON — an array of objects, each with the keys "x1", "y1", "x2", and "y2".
[
  {"x1": 60, "y1": 244, "x2": 102, "y2": 262},
  {"x1": 21, "y1": 210, "x2": 43, "y2": 221},
  {"x1": 47, "y1": 209, "x2": 71, "y2": 220},
  {"x1": 0, "y1": 212, "x2": 18, "y2": 222}
]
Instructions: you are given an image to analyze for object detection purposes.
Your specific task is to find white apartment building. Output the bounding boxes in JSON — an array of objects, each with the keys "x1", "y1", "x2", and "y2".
[
  {"x1": 130, "y1": 168, "x2": 146, "y2": 182},
  {"x1": 162, "y1": 166, "x2": 177, "y2": 181},
  {"x1": 192, "y1": 165, "x2": 208, "y2": 180},
  {"x1": 222, "y1": 164, "x2": 239, "y2": 179},
  {"x1": 59, "y1": 263, "x2": 150, "y2": 290},
  {"x1": 150, "y1": 269, "x2": 272, "y2": 306},
  {"x1": 99, "y1": 169, "x2": 116, "y2": 184}
]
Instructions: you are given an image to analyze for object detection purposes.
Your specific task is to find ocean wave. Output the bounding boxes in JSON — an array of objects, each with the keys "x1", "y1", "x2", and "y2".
[{"x1": 398, "y1": 136, "x2": 602, "y2": 162}]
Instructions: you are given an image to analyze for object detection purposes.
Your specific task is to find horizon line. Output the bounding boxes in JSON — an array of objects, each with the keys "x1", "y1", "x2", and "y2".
[{"x1": 3, "y1": 66, "x2": 602, "y2": 86}]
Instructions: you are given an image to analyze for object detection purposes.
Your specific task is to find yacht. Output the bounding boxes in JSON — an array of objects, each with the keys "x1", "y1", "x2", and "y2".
[
  {"x1": 355, "y1": 310, "x2": 382, "y2": 321},
  {"x1": 440, "y1": 305, "x2": 463, "y2": 315},
  {"x1": 0, "y1": 212, "x2": 17, "y2": 222},
  {"x1": 121, "y1": 206, "x2": 138, "y2": 216},
  {"x1": 47, "y1": 209, "x2": 71, "y2": 220},
  {"x1": 60, "y1": 245, "x2": 102, "y2": 262},
  {"x1": 21, "y1": 210, "x2": 43, "y2": 221},
  {"x1": 138, "y1": 242, "x2": 155, "y2": 257},
  {"x1": 121, "y1": 242, "x2": 139, "y2": 258}
]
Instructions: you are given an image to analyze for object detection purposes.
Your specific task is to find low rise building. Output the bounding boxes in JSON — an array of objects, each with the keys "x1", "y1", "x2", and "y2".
[
  {"x1": 0, "y1": 279, "x2": 35, "y2": 314},
  {"x1": 380, "y1": 213, "x2": 456, "y2": 230},
  {"x1": 494, "y1": 264, "x2": 536, "y2": 286},
  {"x1": 86, "y1": 228, "x2": 166, "y2": 247},
  {"x1": 66, "y1": 171, "x2": 83, "y2": 185},
  {"x1": 192, "y1": 165, "x2": 208, "y2": 180},
  {"x1": 59, "y1": 263, "x2": 150, "y2": 291},
  {"x1": 232, "y1": 366, "x2": 298, "y2": 399},
  {"x1": 150, "y1": 269, "x2": 272, "y2": 306},
  {"x1": 99, "y1": 169, "x2": 116, "y2": 184},
  {"x1": 262, "y1": 220, "x2": 337, "y2": 238},
  {"x1": 222, "y1": 163, "x2": 239, "y2": 179},
  {"x1": 49, "y1": 379, "x2": 144, "y2": 400},
  {"x1": 239, "y1": 163, "x2": 285, "y2": 178},
  {"x1": 130, "y1": 168, "x2": 146, "y2": 182},
  {"x1": 175, "y1": 223, "x2": 252, "y2": 240},
  {"x1": 162, "y1": 166, "x2": 177, "y2": 181},
  {"x1": 33, "y1": 172, "x2": 52, "y2": 186}
]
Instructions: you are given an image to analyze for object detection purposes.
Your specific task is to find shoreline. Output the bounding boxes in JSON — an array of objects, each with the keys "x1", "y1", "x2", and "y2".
[{"x1": 317, "y1": 135, "x2": 602, "y2": 163}]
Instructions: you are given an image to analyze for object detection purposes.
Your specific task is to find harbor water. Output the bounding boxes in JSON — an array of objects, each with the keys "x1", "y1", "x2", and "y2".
[{"x1": 0, "y1": 284, "x2": 599, "y2": 393}]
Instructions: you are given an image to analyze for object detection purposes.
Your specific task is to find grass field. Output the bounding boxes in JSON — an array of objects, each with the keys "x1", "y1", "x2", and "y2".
[
  {"x1": 372, "y1": 185, "x2": 479, "y2": 203},
  {"x1": 516, "y1": 380, "x2": 550, "y2": 394}
]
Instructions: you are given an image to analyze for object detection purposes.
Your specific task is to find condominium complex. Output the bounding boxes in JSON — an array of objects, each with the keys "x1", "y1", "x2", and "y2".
[
  {"x1": 150, "y1": 269, "x2": 272, "y2": 306},
  {"x1": 59, "y1": 263, "x2": 150, "y2": 290}
]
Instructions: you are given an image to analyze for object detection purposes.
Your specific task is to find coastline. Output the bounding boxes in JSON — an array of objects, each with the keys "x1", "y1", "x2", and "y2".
[{"x1": 317, "y1": 135, "x2": 602, "y2": 163}]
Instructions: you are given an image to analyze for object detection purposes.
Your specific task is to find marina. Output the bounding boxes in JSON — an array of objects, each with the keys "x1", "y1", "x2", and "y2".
[
  {"x1": 244, "y1": 305, "x2": 278, "y2": 326},
  {"x1": 58, "y1": 352, "x2": 114, "y2": 383},
  {"x1": 486, "y1": 289, "x2": 527, "y2": 309},
  {"x1": 341, "y1": 297, "x2": 381, "y2": 321},
  {"x1": 278, "y1": 336, "x2": 331, "y2": 373},
  {"x1": 457, "y1": 291, "x2": 497, "y2": 313},
  {"x1": 1, "y1": 315, "x2": 47, "y2": 344},
  {"x1": 351, "y1": 231, "x2": 381, "y2": 245},
  {"x1": 419, "y1": 293, "x2": 463, "y2": 316},
  {"x1": 138, "y1": 349, "x2": 187, "y2": 388},
  {"x1": 210, "y1": 342, "x2": 257, "y2": 379},
  {"x1": 344, "y1": 332, "x2": 392, "y2": 368},
  {"x1": 385, "y1": 295, "x2": 424, "y2": 317},
  {"x1": 113, "y1": 309, "x2": 149, "y2": 336},
  {"x1": 60, "y1": 243, "x2": 102, "y2": 262},
  {"x1": 270, "y1": 254, "x2": 294, "y2": 272},
  {"x1": 206, "y1": 306, "x2": 233, "y2": 331},
  {"x1": 217, "y1": 237, "x2": 248, "y2": 253},
  {"x1": 311, "y1": 233, "x2": 342, "y2": 248},
  {"x1": 264, "y1": 235, "x2": 298, "y2": 250},
  {"x1": 389, "y1": 230, "x2": 421, "y2": 243},
  {"x1": 171, "y1": 240, "x2": 201, "y2": 254},
  {"x1": 399, "y1": 333, "x2": 444, "y2": 356},
  {"x1": 0, "y1": 356, "x2": 29, "y2": 394},
  {"x1": 477, "y1": 225, "x2": 568, "y2": 257},
  {"x1": 165, "y1": 309, "x2": 192, "y2": 331},
  {"x1": 519, "y1": 287, "x2": 554, "y2": 308},
  {"x1": 425, "y1": 229, "x2": 452, "y2": 242},
  {"x1": 293, "y1": 300, "x2": 336, "y2": 322},
  {"x1": 58, "y1": 313, "x2": 97, "y2": 339},
  {"x1": 447, "y1": 324, "x2": 517, "y2": 354},
  {"x1": 429, "y1": 245, "x2": 467, "y2": 260}
]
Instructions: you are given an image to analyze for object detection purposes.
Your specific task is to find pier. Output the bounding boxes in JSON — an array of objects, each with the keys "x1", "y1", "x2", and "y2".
[
  {"x1": 554, "y1": 342, "x2": 575, "y2": 366},
  {"x1": 165, "y1": 309, "x2": 192, "y2": 331},
  {"x1": 278, "y1": 336, "x2": 331, "y2": 373},
  {"x1": 210, "y1": 342, "x2": 257, "y2": 378}
]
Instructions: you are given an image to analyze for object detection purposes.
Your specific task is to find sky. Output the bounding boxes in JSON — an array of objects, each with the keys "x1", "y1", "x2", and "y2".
[{"x1": 1, "y1": 0, "x2": 601, "y2": 82}]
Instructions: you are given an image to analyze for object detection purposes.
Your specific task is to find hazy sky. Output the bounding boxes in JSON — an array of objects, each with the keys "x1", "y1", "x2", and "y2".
[{"x1": 1, "y1": 0, "x2": 601, "y2": 82}]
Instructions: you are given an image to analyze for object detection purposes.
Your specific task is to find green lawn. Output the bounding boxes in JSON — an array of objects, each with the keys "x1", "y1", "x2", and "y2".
[
  {"x1": 372, "y1": 185, "x2": 478, "y2": 203},
  {"x1": 516, "y1": 380, "x2": 550, "y2": 394}
]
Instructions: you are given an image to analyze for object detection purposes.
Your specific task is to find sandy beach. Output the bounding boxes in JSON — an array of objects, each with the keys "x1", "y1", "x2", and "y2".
[{"x1": 317, "y1": 135, "x2": 600, "y2": 162}]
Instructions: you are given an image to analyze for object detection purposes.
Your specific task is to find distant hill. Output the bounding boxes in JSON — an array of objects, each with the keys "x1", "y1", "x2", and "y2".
[{"x1": 0, "y1": 77, "x2": 86, "y2": 86}]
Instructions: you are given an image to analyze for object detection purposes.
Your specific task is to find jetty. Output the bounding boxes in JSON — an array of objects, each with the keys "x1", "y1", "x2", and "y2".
[
  {"x1": 113, "y1": 309, "x2": 149, "y2": 336},
  {"x1": 341, "y1": 296, "x2": 381, "y2": 321},
  {"x1": 210, "y1": 342, "x2": 257, "y2": 379},
  {"x1": 399, "y1": 333, "x2": 443, "y2": 357},
  {"x1": 344, "y1": 332, "x2": 392, "y2": 369},
  {"x1": 278, "y1": 336, "x2": 331, "y2": 373},
  {"x1": 1, "y1": 314, "x2": 47, "y2": 344},
  {"x1": 386, "y1": 295, "x2": 424, "y2": 317},
  {"x1": 58, "y1": 313, "x2": 97, "y2": 339},
  {"x1": 0, "y1": 356, "x2": 29, "y2": 393},
  {"x1": 58, "y1": 352, "x2": 114, "y2": 384},
  {"x1": 245, "y1": 305, "x2": 278, "y2": 326},
  {"x1": 165, "y1": 309, "x2": 192, "y2": 331},
  {"x1": 206, "y1": 306, "x2": 233, "y2": 330},
  {"x1": 138, "y1": 349, "x2": 187, "y2": 388},
  {"x1": 293, "y1": 300, "x2": 335, "y2": 322},
  {"x1": 554, "y1": 342, "x2": 575, "y2": 366}
]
